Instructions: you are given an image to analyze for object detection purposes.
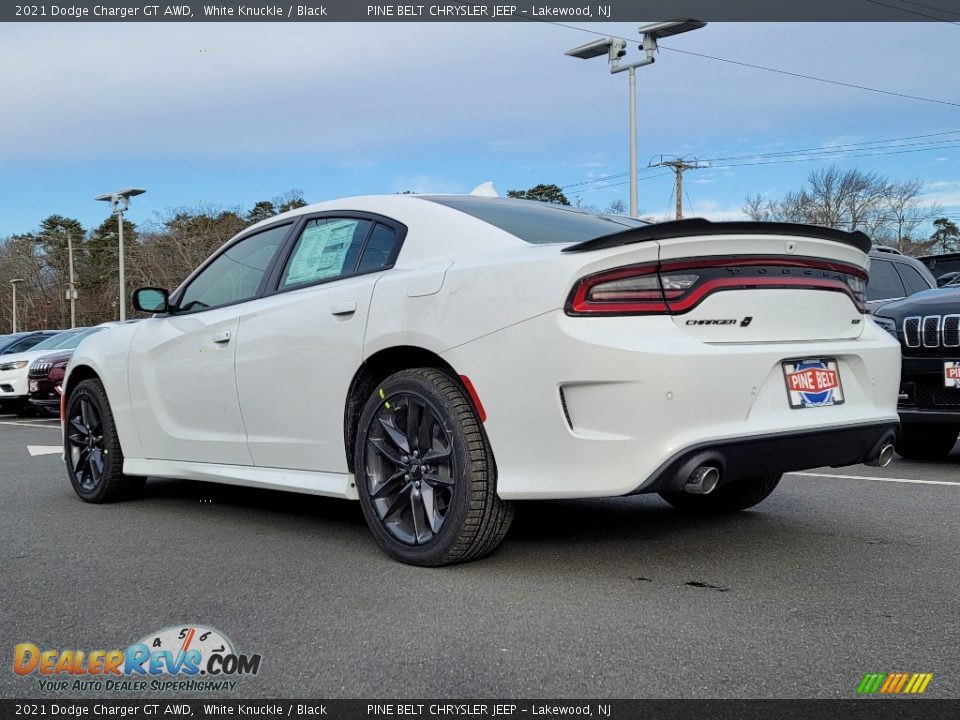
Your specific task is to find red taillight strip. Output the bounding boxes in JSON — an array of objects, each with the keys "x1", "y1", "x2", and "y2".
[
  {"x1": 568, "y1": 264, "x2": 664, "y2": 315},
  {"x1": 667, "y1": 276, "x2": 857, "y2": 313},
  {"x1": 566, "y1": 255, "x2": 867, "y2": 316}
]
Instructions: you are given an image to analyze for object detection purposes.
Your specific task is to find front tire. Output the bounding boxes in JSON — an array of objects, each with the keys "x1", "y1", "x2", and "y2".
[
  {"x1": 659, "y1": 474, "x2": 782, "y2": 514},
  {"x1": 354, "y1": 368, "x2": 514, "y2": 566},
  {"x1": 64, "y1": 378, "x2": 145, "y2": 502},
  {"x1": 895, "y1": 422, "x2": 959, "y2": 461}
]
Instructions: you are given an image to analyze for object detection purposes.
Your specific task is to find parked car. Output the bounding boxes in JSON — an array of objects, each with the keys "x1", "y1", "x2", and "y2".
[
  {"x1": 873, "y1": 287, "x2": 960, "y2": 460},
  {"x1": 27, "y1": 327, "x2": 110, "y2": 416},
  {"x1": 935, "y1": 271, "x2": 960, "y2": 287},
  {"x1": 63, "y1": 197, "x2": 900, "y2": 566},
  {"x1": 0, "y1": 329, "x2": 85, "y2": 415},
  {"x1": 919, "y1": 250, "x2": 960, "y2": 282},
  {"x1": 0, "y1": 330, "x2": 62, "y2": 356},
  {"x1": 866, "y1": 246, "x2": 937, "y2": 312}
]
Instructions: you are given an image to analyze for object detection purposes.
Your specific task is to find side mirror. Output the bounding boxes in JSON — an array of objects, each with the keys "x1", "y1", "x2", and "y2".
[{"x1": 133, "y1": 287, "x2": 170, "y2": 313}]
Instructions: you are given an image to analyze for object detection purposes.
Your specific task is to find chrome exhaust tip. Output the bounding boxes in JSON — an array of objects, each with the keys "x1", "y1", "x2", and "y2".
[
  {"x1": 684, "y1": 466, "x2": 720, "y2": 495},
  {"x1": 867, "y1": 443, "x2": 895, "y2": 468}
]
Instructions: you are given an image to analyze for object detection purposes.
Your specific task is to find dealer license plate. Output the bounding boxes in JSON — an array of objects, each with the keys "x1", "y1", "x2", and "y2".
[
  {"x1": 944, "y1": 361, "x2": 960, "y2": 388},
  {"x1": 783, "y1": 358, "x2": 844, "y2": 409}
]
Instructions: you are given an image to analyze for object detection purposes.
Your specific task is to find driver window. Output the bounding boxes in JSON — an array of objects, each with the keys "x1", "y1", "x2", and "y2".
[{"x1": 178, "y1": 225, "x2": 289, "y2": 312}]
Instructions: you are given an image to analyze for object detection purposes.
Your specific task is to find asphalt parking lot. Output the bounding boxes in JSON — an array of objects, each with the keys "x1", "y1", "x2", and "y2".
[{"x1": 2, "y1": 414, "x2": 958, "y2": 699}]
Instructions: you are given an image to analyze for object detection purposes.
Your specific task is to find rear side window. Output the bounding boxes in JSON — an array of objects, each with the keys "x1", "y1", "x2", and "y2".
[
  {"x1": 896, "y1": 264, "x2": 932, "y2": 295},
  {"x1": 356, "y1": 224, "x2": 399, "y2": 273},
  {"x1": 867, "y1": 259, "x2": 906, "y2": 301},
  {"x1": 423, "y1": 196, "x2": 648, "y2": 245}
]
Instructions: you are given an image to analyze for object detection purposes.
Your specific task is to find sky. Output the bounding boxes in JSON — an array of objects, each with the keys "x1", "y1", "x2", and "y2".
[{"x1": 0, "y1": 20, "x2": 958, "y2": 236}]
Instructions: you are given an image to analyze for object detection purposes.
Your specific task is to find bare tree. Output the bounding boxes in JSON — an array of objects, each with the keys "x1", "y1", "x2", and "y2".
[
  {"x1": 742, "y1": 166, "x2": 940, "y2": 255},
  {"x1": 605, "y1": 198, "x2": 628, "y2": 215}
]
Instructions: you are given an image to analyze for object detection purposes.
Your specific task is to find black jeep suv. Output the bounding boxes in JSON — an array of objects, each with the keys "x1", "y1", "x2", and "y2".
[{"x1": 874, "y1": 287, "x2": 960, "y2": 460}]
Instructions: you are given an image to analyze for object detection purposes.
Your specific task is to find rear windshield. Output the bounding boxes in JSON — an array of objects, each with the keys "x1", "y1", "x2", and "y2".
[{"x1": 422, "y1": 196, "x2": 648, "y2": 245}]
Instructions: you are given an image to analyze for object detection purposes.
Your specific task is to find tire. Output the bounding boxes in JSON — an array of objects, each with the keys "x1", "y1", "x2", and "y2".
[
  {"x1": 659, "y1": 473, "x2": 782, "y2": 514},
  {"x1": 895, "y1": 422, "x2": 959, "y2": 461},
  {"x1": 354, "y1": 368, "x2": 514, "y2": 566},
  {"x1": 64, "y1": 378, "x2": 145, "y2": 502}
]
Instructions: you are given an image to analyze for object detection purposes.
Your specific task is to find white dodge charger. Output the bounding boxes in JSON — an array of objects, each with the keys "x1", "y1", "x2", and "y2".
[{"x1": 63, "y1": 193, "x2": 901, "y2": 565}]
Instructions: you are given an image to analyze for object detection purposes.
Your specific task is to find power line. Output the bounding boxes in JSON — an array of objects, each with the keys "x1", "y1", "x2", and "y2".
[
  {"x1": 863, "y1": 0, "x2": 960, "y2": 24},
  {"x1": 564, "y1": 140, "x2": 960, "y2": 192},
  {"x1": 561, "y1": 130, "x2": 960, "y2": 190},
  {"x1": 529, "y1": 17, "x2": 960, "y2": 109},
  {"x1": 700, "y1": 130, "x2": 960, "y2": 163},
  {"x1": 657, "y1": 45, "x2": 960, "y2": 108},
  {"x1": 896, "y1": 0, "x2": 960, "y2": 18}
]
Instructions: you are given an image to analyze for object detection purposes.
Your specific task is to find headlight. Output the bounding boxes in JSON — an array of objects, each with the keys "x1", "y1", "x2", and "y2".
[
  {"x1": 0, "y1": 361, "x2": 28, "y2": 371},
  {"x1": 873, "y1": 316, "x2": 898, "y2": 337}
]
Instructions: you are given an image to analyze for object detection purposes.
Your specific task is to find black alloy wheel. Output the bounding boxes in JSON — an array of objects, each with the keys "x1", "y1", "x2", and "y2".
[
  {"x1": 355, "y1": 368, "x2": 514, "y2": 566},
  {"x1": 64, "y1": 378, "x2": 145, "y2": 502},
  {"x1": 364, "y1": 391, "x2": 456, "y2": 546},
  {"x1": 66, "y1": 393, "x2": 107, "y2": 494}
]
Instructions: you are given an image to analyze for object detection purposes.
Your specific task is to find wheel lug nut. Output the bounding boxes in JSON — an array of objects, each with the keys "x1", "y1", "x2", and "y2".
[{"x1": 401, "y1": 455, "x2": 409, "y2": 463}]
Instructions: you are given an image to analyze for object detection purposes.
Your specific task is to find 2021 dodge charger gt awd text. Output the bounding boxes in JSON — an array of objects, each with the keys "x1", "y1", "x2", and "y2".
[{"x1": 62, "y1": 194, "x2": 901, "y2": 565}]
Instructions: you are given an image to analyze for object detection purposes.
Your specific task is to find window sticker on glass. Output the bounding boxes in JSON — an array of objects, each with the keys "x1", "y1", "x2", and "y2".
[{"x1": 285, "y1": 219, "x2": 363, "y2": 286}]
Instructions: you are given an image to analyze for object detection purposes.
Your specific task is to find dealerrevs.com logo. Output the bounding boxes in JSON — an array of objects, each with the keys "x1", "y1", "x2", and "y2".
[{"x1": 14, "y1": 625, "x2": 261, "y2": 692}]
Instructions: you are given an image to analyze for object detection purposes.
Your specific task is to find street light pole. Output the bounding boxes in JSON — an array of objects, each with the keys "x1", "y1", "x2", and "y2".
[
  {"x1": 628, "y1": 66, "x2": 638, "y2": 218},
  {"x1": 117, "y1": 212, "x2": 126, "y2": 321},
  {"x1": 10, "y1": 279, "x2": 25, "y2": 333},
  {"x1": 95, "y1": 188, "x2": 146, "y2": 323},
  {"x1": 565, "y1": 19, "x2": 707, "y2": 220}
]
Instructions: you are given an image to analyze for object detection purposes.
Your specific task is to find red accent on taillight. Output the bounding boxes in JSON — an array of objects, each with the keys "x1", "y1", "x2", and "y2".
[
  {"x1": 458, "y1": 375, "x2": 487, "y2": 423},
  {"x1": 665, "y1": 276, "x2": 860, "y2": 313},
  {"x1": 567, "y1": 264, "x2": 668, "y2": 315},
  {"x1": 566, "y1": 256, "x2": 868, "y2": 316}
]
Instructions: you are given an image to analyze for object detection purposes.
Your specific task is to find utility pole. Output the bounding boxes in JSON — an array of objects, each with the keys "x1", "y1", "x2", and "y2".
[
  {"x1": 649, "y1": 157, "x2": 707, "y2": 219},
  {"x1": 64, "y1": 229, "x2": 77, "y2": 328}
]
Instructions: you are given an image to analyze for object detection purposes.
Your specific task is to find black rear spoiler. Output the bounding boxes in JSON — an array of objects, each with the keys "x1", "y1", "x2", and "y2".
[{"x1": 562, "y1": 217, "x2": 872, "y2": 254}]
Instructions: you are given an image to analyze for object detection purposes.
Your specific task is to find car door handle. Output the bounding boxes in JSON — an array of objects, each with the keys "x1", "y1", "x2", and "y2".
[
  {"x1": 212, "y1": 330, "x2": 231, "y2": 344},
  {"x1": 330, "y1": 301, "x2": 357, "y2": 316}
]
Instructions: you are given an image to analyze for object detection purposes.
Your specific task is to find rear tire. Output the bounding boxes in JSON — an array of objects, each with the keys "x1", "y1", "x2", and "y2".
[
  {"x1": 895, "y1": 423, "x2": 959, "y2": 461},
  {"x1": 64, "y1": 378, "x2": 145, "y2": 502},
  {"x1": 659, "y1": 474, "x2": 782, "y2": 514},
  {"x1": 354, "y1": 368, "x2": 514, "y2": 566}
]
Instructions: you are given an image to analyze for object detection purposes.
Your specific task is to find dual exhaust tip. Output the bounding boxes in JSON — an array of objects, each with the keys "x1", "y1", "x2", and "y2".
[
  {"x1": 681, "y1": 438, "x2": 896, "y2": 495},
  {"x1": 867, "y1": 443, "x2": 895, "y2": 468},
  {"x1": 684, "y1": 465, "x2": 720, "y2": 495}
]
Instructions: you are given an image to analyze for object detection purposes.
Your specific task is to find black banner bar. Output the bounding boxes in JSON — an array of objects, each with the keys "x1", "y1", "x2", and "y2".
[
  {"x1": 2, "y1": 700, "x2": 959, "y2": 720},
  {"x1": 1, "y1": 1, "x2": 952, "y2": 23}
]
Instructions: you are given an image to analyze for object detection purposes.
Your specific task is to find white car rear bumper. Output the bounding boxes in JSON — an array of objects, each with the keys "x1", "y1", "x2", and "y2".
[{"x1": 443, "y1": 312, "x2": 901, "y2": 499}]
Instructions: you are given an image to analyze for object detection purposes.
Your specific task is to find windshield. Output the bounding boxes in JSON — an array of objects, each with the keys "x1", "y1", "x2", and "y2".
[
  {"x1": 421, "y1": 196, "x2": 649, "y2": 245},
  {"x1": 30, "y1": 330, "x2": 91, "y2": 351},
  {"x1": 42, "y1": 327, "x2": 105, "y2": 350}
]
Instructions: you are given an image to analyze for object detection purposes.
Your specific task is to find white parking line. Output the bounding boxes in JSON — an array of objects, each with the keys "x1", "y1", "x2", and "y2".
[
  {"x1": 0, "y1": 420, "x2": 61, "y2": 429},
  {"x1": 27, "y1": 445, "x2": 62, "y2": 457},
  {"x1": 789, "y1": 471, "x2": 960, "y2": 487}
]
